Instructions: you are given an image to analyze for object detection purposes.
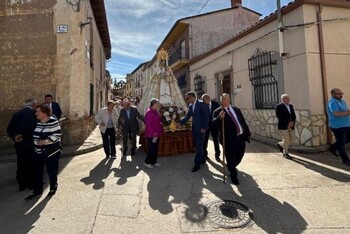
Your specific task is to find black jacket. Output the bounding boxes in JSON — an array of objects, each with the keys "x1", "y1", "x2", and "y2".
[
  {"x1": 7, "y1": 107, "x2": 37, "y2": 147},
  {"x1": 275, "y1": 103, "x2": 296, "y2": 130}
]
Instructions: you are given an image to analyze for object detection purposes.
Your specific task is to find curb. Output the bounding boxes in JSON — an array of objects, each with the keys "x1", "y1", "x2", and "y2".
[{"x1": 251, "y1": 135, "x2": 328, "y2": 154}]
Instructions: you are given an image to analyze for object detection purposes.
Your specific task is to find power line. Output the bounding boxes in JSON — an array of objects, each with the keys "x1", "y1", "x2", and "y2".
[{"x1": 188, "y1": 0, "x2": 211, "y2": 25}]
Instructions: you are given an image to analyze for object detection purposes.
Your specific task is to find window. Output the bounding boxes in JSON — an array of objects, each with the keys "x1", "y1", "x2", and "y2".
[
  {"x1": 194, "y1": 74, "x2": 205, "y2": 97},
  {"x1": 178, "y1": 74, "x2": 186, "y2": 89},
  {"x1": 248, "y1": 48, "x2": 278, "y2": 109}
]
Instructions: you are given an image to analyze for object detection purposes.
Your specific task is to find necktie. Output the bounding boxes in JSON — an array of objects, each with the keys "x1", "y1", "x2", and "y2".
[{"x1": 227, "y1": 107, "x2": 240, "y2": 134}]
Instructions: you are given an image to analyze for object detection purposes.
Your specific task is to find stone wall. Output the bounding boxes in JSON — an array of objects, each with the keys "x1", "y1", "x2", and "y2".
[{"x1": 242, "y1": 109, "x2": 327, "y2": 147}]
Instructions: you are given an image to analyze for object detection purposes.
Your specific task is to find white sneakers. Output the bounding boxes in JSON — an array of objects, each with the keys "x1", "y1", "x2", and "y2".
[{"x1": 143, "y1": 162, "x2": 162, "y2": 168}]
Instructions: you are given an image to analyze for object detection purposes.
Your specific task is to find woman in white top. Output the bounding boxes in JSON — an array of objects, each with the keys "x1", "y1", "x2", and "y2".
[{"x1": 95, "y1": 100, "x2": 119, "y2": 159}]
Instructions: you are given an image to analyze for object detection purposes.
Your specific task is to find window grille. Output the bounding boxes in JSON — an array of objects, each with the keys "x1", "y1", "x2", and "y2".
[
  {"x1": 177, "y1": 74, "x2": 186, "y2": 89},
  {"x1": 248, "y1": 48, "x2": 278, "y2": 109}
]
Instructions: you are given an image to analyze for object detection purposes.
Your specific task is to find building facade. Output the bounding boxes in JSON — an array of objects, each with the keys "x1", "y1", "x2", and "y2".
[
  {"x1": 189, "y1": 0, "x2": 350, "y2": 147},
  {"x1": 0, "y1": 0, "x2": 111, "y2": 147}
]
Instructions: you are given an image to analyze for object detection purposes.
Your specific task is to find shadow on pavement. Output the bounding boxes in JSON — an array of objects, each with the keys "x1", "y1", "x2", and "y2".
[
  {"x1": 80, "y1": 158, "x2": 113, "y2": 190},
  {"x1": 290, "y1": 155, "x2": 350, "y2": 182},
  {"x1": 237, "y1": 172, "x2": 308, "y2": 233}
]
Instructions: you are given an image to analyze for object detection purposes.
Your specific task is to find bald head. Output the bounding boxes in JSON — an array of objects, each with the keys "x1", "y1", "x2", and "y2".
[{"x1": 221, "y1": 93, "x2": 231, "y2": 107}]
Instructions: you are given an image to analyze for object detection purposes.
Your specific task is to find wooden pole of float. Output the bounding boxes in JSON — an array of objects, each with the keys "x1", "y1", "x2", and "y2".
[{"x1": 218, "y1": 73, "x2": 226, "y2": 183}]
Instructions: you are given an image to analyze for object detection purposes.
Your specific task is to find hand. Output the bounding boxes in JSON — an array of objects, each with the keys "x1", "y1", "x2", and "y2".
[
  {"x1": 288, "y1": 122, "x2": 294, "y2": 128},
  {"x1": 14, "y1": 134, "x2": 23, "y2": 142},
  {"x1": 100, "y1": 122, "x2": 106, "y2": 126},
  {"x1": 219, "y1": 111, "x2": 226, "y2": 119},
  {"x1": 200, "y1": 128, "x2": 206, "y2": 133},
  {"x1": 176, "y1": 123, "x2": 181, "y2": 128},
  {"x1": 37, "y1": 139, "x2": 48, "y2": 146}
]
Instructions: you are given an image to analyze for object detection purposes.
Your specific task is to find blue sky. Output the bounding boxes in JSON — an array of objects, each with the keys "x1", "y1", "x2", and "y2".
[{"x1": 105, "y1": 0, "x2": 292, "y2": 81}]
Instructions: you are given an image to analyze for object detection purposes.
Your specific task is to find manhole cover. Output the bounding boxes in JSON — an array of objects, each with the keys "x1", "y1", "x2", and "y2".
[{"x1": 205, "y1": 200, "x2": 253, "y2": 228}]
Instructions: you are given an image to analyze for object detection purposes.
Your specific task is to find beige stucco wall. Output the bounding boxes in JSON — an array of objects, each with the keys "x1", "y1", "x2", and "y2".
[
  {"x1": 304, "y1": 5, "x2": 350, "y2": 115},
  {"x1": 190, "y1": 3, "x2": 350, "y2": 146}
]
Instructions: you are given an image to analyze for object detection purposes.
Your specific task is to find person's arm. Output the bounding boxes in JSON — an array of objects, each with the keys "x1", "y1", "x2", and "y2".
[
  {"x1": 47, "y1": 119, "x2": 61, "y2": 144},
  {"x1": 201, "y1": 103, "x2": 209, "y2": 133},
  {"x1": 95, "y1": 109, "x2": 105, "y2": 126},
  {"x1": 328, "y1": 101, "x2": 350, "y2": 117},
  {"x1": 179, "y1": 108, "x2": 191, "y2": 126}
]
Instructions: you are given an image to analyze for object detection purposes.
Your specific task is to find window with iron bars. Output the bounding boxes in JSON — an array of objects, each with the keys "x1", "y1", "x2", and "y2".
[{"x1": 248, "y1": 48, "x2": 279, "y2": 109}]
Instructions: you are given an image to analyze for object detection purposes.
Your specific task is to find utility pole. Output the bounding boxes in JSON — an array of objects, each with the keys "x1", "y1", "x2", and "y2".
[{"x1": 277, "y1": 0, "x2": 284, "y2": 56}]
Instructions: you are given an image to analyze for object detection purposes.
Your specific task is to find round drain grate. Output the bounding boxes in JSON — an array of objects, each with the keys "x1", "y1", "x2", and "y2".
[{"x1": 205, "y1": 200, "x2": 253, "y2": 228}]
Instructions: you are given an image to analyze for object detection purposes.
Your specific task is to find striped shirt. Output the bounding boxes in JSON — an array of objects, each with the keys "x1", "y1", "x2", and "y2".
[{"x1": 33, "y1": 116, "x2": 61, "y2": 154}]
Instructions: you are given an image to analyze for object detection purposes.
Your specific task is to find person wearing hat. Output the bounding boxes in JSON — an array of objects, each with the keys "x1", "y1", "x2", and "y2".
[
  {"x1": 118, "y1": 98, "x2": 144, "y2": 155},
  {"x1": 95, "y1": 100, "x2": 119, "y2": 159}
]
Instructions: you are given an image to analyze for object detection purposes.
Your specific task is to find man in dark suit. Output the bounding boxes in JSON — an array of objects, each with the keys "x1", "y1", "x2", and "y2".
[
  {"x1": 45, "y1": 94, "x2": 62, "y2": 120},
  {"x1": 7, "y1": 98, "x2": 38, "y2": 191},
  {"x1": 118, "y1": 99, "x2": 144, "y2": 155},
  {"x1": 213, "y1": 93, "x2": 251, "y2": 185},
  {"x1": 202, "y1": 94, "x2": 221, "y2": 162},
  {"x1": 179, "y1": 91, "x2": 209, "y2": 172},
  {"x1": 275, "y1": 94, "x2": 296, "y2": 159}
]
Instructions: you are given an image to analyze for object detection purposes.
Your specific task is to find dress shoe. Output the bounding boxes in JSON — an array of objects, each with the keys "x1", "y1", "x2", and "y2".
[
  {"x1": 277, "y1": 143, "x2": 283, "y2": 153},
  {"x1": 105, "y1": 155, "x2": 110, "y2": 159},
  {"x1": 283, "y1": 153, "x2": 292, "y2": 159},
  {"x1": 328, "y1": 145, "x2": 339, "y2": 157},
  {"x1": 231, "y1": 177, "x2": 239, "y2": 185},
  {"x1": 48, "y1": 189, "x2": 57, "y2": 196},
  {"x1": 191, "y1": 166, "x2": 200, "y2": 172},
  {"x1": 342, "y1": 160, "x2": 350, "y2": 166},
  {"x1": 143, "y1": 162, "x2": 153, "y2": 169},
  {"x1": 25, "y1": 193, "x2": 42, "y2": 201},
  {"x1": 215, "y1": 157, "x2": 221, "y2": 162},
  {"x1": 111, "y1": 155, "x2": 116, "y2": 159},
  {"x1": 19, "y1": 185, "x2": 28, "y2": 192},
  {"x1": 205, "y1": 156, "x2": 209, "y2": 160}
]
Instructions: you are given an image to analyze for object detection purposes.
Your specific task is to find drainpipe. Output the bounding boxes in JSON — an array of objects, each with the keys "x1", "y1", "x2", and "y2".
[
  {"x1": 277, "y1": 0, "x2": 284, "y2": 57},
  {"x1": 317, "y1": 4, "x2": 332, "y2": 144}
]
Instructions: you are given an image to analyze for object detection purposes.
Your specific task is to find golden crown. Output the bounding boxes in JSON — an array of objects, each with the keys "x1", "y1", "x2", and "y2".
[{"x1": 157, "y1": 48, "x2": 169, "y2": 61}]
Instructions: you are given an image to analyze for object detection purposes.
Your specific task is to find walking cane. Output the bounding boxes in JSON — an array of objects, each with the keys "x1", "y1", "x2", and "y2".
[{"x1": 218, "y1": 73, "x2": 226, "y2": 183}]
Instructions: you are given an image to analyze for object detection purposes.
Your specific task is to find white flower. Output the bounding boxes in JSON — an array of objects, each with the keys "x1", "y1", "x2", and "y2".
[
  {"x1": 177, "y1": 110, "x2": 183, "y2": 114},
  {"x1": 166, "y1": 116, "x2": 171, "y2": 122},
  {"x1": 172, "y1": 115, "x2": 177, "y2": 120},
  {"x1": 163, "y1": 111, "x2": 170, "y2": 117},
  {"x1": 169, "y1": 107, "x2": 174, "y2": 112}
]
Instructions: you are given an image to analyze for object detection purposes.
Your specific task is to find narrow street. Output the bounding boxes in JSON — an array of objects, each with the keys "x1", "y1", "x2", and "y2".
[{"x1": 0, "y1": 140, "x2": 349, "y2": 233}]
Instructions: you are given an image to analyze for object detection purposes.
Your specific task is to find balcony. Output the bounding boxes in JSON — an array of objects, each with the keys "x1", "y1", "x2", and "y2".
[{"x1": 169, "y1": 46, "x2": 189, "y2": 71}]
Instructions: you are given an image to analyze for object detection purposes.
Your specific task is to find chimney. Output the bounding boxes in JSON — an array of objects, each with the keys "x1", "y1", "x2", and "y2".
[{"x1": 231, "y1": 0, "x2": 242, "y2": 7}]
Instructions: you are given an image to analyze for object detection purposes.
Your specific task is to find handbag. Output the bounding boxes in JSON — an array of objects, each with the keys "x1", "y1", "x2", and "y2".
[{"x1": 42, "y1": 143, "x2": 61, "y2": 158}]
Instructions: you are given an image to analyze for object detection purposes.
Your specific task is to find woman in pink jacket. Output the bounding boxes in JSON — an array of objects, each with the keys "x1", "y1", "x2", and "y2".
[{"x1": 143, "y1": 98, "x2": 164, "y2": 168}]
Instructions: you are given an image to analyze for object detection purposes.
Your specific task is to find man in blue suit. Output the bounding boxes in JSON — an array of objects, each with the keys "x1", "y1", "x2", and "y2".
[
  {"x1": 179, "y1": 91, "x2": 209, "y2": 172},
  {"x1": 45, "y1": 94, "x2": 62, "y2": 120}
]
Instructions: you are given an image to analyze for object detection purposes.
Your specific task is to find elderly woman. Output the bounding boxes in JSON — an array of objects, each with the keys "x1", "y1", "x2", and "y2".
[
  {"x1": 143, "y1": 98, "x2": 164, "y2": 168},
  {"x1": 95, "y1": 100, "x2": 119, "y2": 159},
  {"x1": 25, "y1": 104, "x2": 62, "y2": 201}
]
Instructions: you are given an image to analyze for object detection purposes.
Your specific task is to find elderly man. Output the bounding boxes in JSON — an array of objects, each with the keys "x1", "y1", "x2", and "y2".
[
  {"x1": 327, "y1": 88, "x2": 350, "y2": 166},
  {"x1": 276, "y1": 94, "x2": 296, "y2": 159},
  {"x1": 202, "y1": 94, "x2": 221, "y2": 162},
  {"x1": 212, "y1": 93, "x2": 251, "y2": 185},
  {"x1": 7, "y1": 98, "x2": 38, "y2": 191},
  {"x1": 118, "y1": 99, "x2": 144, "y2": 156}
]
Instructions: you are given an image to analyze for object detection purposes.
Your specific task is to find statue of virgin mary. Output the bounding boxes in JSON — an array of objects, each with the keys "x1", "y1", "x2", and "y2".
[{"x1": 138, "y1": 48, "x2": 188, "y2": 116}]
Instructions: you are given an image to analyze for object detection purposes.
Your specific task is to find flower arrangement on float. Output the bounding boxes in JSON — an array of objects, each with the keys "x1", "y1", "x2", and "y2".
[{"x1": 159, "y1": 105, "x2": 190, "y2": 132}]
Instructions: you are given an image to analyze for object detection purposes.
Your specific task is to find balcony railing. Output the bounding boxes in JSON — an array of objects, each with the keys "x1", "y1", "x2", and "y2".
[{"x1": 169, "y1": 46, "x2": 189, "y2": 66}]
